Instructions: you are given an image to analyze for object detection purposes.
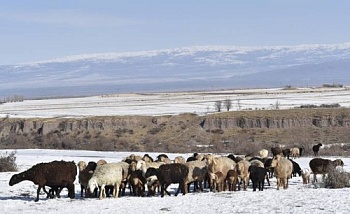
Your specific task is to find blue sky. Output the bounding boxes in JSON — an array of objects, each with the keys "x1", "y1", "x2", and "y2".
[{"x1": 0, "y1": 0, "x2": 349, "y2": 65}]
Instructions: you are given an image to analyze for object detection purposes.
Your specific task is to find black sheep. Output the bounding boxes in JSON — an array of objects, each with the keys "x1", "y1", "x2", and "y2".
[
  {"x1": 264, "y1": 158, "x2": 274, "y2": 178},
  {"x1": 153, "y1": 163, "x2": 189, "y2": 197},
  {"x1": 290, "y1": 159, "x2": 302, "y2": 177},
  {"x1": 9, "y1": 160, "x2": 76, "y2": 202},
  {"x1": 249, "y1": 166, "x2": 267, "y2": 191},
  {"x1": 312, "y1": 143, "x2": 323, "y2": 156}
]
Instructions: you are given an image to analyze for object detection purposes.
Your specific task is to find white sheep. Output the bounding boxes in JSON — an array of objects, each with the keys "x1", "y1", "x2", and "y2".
[
  {"x1": 258, "y1": 149, "x2": 269, "y2": 159},
  {"x1": 301, "y1": 168, "x2": 311, "y2": 184},
  {"x1": 87, "y1": 163, "x2": 124, "y2": 200},
  {"x1": 271, "y1": 155, "x2": 293, "y2": 190}
]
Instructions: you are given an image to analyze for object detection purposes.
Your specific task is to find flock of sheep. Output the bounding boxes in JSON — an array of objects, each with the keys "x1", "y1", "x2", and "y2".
[{"x1": 8, "y1": 144, "x2": 345, "y2": 202}]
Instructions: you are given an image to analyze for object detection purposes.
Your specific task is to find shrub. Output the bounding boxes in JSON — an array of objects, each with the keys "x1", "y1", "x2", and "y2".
[
  {"x1": 0, "y1": 151, "x2": 18, "y2": 172},
  {"x1": 324, "y1": 167, "x2": 350, "y2": 188}
]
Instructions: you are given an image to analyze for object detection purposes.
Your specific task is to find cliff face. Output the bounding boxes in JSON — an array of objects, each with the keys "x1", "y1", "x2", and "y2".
[
  {"x1": 201, "y1": 114, "x2": 350, "y2": 130},
  {"x1": 1, "y1": 108, "x2": 350, "y2": 153}
]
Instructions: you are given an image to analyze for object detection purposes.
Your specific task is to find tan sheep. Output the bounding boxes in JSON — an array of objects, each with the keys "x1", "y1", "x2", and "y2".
[
  {"x1": 209, "y1": 171, "x2": 225, "y2": 192},
  {"x1": 289, "y1": 147, "x2": 300, "y2": 159},
  {"x1": 236, "y1": 160, "x2": 251, "y2": 190},
  {"x1": 96, "y1": 159, "x2": 107, "y2": 165},
  {"x1": 174, "y1": 156, "x2": 186, "y2": 164},
  {"x1": 271, "y1": 155, "x2": 293, "y2": 190},
  {"x1": 204, "y1": 154, "x2": 236, "y2": 191}
]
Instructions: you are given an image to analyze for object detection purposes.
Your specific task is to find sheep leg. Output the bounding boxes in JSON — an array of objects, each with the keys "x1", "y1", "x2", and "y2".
[
  {"x1": 265, "y1": 174, "x2": 270, "y2": 186},
  {"x1": 35, "y1": 186, "x2": 42, "y2": 202},
  {"x1": 99, "y1": 184, "x2": 106, "y2": 199}
]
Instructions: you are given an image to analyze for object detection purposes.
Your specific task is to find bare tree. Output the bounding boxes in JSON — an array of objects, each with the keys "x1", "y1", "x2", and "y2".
[
  {"x1": 237, "y1": 99, "x2": 241, "y2": 110},
  {"x1": 214, "y1": 100, "x2": 222, "y2": 112},
  {"x1": 224, "y1": 98, "x2": 232, "y2": 111}
]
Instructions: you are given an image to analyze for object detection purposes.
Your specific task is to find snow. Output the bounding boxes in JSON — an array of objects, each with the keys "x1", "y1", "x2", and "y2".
[
  {"x1": 1, "y1": 87, "x2": 350, "y2": 118},
  {"x1": 1, "y1": 149, "x2": 350, "y2": 213}
]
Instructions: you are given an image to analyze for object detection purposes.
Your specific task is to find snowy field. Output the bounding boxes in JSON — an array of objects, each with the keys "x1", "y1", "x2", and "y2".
[
  {"x1": 1, "y1": 87, "x2": 350, "y2": 118},
  {"x1": 1, "y1": 149, "x2": 350, "y2": 214}
]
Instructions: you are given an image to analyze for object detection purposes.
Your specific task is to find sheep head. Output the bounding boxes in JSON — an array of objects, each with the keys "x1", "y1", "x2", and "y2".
[{"x1": 136, "y1": 160, "x2": 145, "y2": 171}]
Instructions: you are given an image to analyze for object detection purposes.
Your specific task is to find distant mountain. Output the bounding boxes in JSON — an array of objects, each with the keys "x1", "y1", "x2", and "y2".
[{"x1": 1, "y1": 43, "x2": 350, "y2": 98}]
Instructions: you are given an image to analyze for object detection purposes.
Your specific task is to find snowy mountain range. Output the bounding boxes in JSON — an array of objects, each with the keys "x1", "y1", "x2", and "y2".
[{"x1": 1, "y1": 43, "x2": 350, "y2": 98}]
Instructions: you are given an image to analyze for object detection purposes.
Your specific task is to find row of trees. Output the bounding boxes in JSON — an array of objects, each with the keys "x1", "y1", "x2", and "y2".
[
  {"x1": 214, "y1": 98, "x2": 280, "y2": 112},
  {"x1": 214, "y1": 98, "x2": 237, "y2": 112},
  {"x1": 1, "y1": 95, "x2": 24, "y2": 104}
]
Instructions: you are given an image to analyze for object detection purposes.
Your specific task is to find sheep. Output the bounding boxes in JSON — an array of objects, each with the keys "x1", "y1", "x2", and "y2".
[
  {"x1": 301, "y1": 168, "x2": 311, "y2": 184},
  {"x1": 309, "y1": 158, "x2": 344, "y2": 182},
  {"x1": 142, "y1": 154, "x2": 154, "y2": 162},
  {"x1": 312, "y1": 143, "x2": 323, "y2": 156},
  {"x1": 264, "y1": 158, "x2": 274, "y2": 178},
  {"x1": 249, "y1": 165, "x2": 268, "y2": 191},
  {"x1": 156, "y1": 154, "x2": 169, "y2": 162},
  {"x1": 226, "y1": 169, "x2": 239, "y2": 191},
  {"x1": 250, "y1": 159, "x2": 270, "y2": 186},
  {"x1": 153, "y1": 163, "x2": 189, "y2": 197},
  {"x1": 227, "y1": 154, "x2": 241, "y2": 163},
  {"x1": 271, "y1": 155, "x2": 293, "y2": 190},
  {"x1": 174, "y1": 156, "x2": 186, "y2": 164},
  {"x1": 125, "y1": 154, "x2": 142, "y2": 163},
  {"x1": 258, "y1": 149, "x2": 268, "y2": 159},
  {"x1": 96, "y1": 159, "x2": 107, "y2": 165},
  {"x1": 271, "y1": 147, "x2": 282, "y2": 157},
  {"x1": 87, "y1": 163, "x2": 124, "y2": 200},
  {"x1": 127, "y1": 162, "x2": 146, "y2": 196},
  {"x1": 236, "y1": 160, "x2": 251, "y2": 190},
  {"x1": 78, "y1": 161, "x2": 97, "y2": 198},
  {"x1": 136, "y1": 160, "x2": 164, "y2": 177},
  {"x1": 77, "y1": 160, "x2": 87, "y2": 172},
  {"x1": 204, "y1": 154, "x2": 236, "y2": 191},
  {"x1": 144, "y1": 167, "x2": 161, "y2": 196},
  {"x1": 9, "y1": 160, "x2": 76, "y2": 202},
  {"x1": 185, "y1": 160, "x2": 208, "y2": 192},
  {"x1": 290, "y1": 147, "x2": 300, "y2": 159},
  {"x1": 209, "y1": 171, "x2": 225, "y2": 192},
  {"x1": 290, "y1": 159, "x2": 302, "y2": 177},
  {"x1": 282, "y1": 148, "x2": 290, "y2": 159}
]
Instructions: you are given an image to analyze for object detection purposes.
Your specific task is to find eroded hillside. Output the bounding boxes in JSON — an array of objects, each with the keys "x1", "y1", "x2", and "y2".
[{"x1": 1, "y1": 108, "x2": 350, "y2": 155}]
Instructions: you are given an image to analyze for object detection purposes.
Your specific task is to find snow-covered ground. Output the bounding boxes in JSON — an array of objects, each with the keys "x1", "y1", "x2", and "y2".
[
  {"x1": 1, "y1": 87, "x2": 350, "y2": 118},
  {"x1": 1, "y1": 149, "x2": 350, "y2": 214}
]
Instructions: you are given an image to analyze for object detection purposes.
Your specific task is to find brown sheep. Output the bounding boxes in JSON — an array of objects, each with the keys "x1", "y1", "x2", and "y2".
[
  {"x1": 226, "y1": 169, "x2": 239, "y2": 191},
  {"x1": 309, "y1": 158, "x2": 344, "y2": 182},
  {"x1": 271, "y1": 147, "x2": 282, "y2": 157},
  {"x1": 127, "y1": 162, "x2": 146, "y2": 196},
  {"x1": 271, "y1": 155, "x2": 293, "y2": 190},
  {"x1": 9, "y1": 160, "x2": 76, "y2": 202}
]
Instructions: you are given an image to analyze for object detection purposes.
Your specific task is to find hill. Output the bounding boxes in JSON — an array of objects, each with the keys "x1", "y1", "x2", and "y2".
[{"x1": 1, "y1": 43, "x2": 350, "y2": 98}]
